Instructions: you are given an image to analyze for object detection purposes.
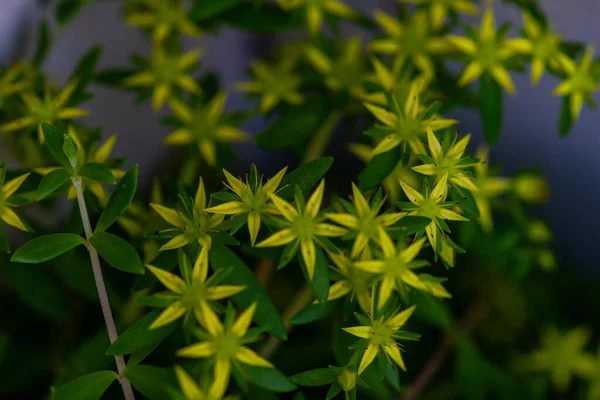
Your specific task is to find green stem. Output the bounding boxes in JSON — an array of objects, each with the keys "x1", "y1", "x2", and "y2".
[
  {"x1": 72, "y1": 177, "x2": 135, "y2": 400},
  {"x1": 302, "y1": 112, "x2": 342, "y2": 164}
]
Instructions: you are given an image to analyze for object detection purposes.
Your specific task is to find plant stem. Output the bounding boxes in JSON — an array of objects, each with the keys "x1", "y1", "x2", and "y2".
[
  {"x1": 258, "y1": 284, "x2": 314, "y2": 359},
  {"x1": 403, "y1": 300, "x2": 487, "y2": 400},
  {"x1": 302, "y1": 112, "x2": 341, "y2": 164},
  {"x1": 72, "y1": 177, "x2": 135, "y2": 400}
]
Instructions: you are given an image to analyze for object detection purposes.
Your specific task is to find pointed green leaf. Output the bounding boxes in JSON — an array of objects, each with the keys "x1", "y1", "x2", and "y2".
[
  {"x1": 278, "y1": 157, "x2": 333, "y2": 201},
  {"x1": 558, "y1": 95, "x2": 575, "y2": 137},
  {"x1": 190, "y1": 0, "x2": 240, "y2": 21},
  {"x1": 37, "y1": 168, "x2": 72, "y2": 200},
  {"x1": 480, "y1": 73, "x2": 503, "y2": 145},
  {"x1": 106, "y1": 310, "x2": 178, "y2": 356},
  {"x1": 51, "y1": 370, "x2": 117, "y2": 400},
  {"x1": 95, "y1": 165, "x2": 138, "y2": 232},
  {"x1": 209, "y1": 243, "x2": 287, "y2": 339},
  {"x1": 291, "y1": 298, "x2": 341, "y2": 325},
  {"x1": 89, "y1": 231, "x2": 144, "y2": 274},
  {"x1": 358, "y1": 146, "x2": 402, "y2": 191},
  {"x1": 242, "y1": 365, "x2": 297, "y2": 392},
  {"x1": 78, "y1": 162, "x2": 115, "y2": 184},
  {"x1": 125, "y1": 365, "x2": 176, "y2": 400},
  {"x1": 291, "y1": 367, "x2": 340, "y2": 387},
  {"x1": 33, "y1": 20, "x2": 51, "y2": 66},
  {"x1": 42, "y1": 123, "x2": 71, "y2": 169},
  {"x1": 11, "y1": 233, "x2": 86, "y2": 263}
]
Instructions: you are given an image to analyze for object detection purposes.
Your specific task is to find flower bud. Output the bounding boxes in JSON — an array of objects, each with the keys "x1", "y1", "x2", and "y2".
[
  {"x1": 513, "y1": 173, "x2": 549, "y2": 203},
  {"x1": 62, "y1": 134, "x2": 78, "y2": 168},
  {"x1": 528, "y1": 220, "x2": 552, "y2": 243},
  {"x1": 337, "y1": 367, "x2": 356, "y2": 392}
]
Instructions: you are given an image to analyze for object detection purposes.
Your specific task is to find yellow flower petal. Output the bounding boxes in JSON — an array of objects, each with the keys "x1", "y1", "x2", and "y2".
[
  {"x1": 327, "y1": 280, "x2": 352, "y2": 301},
  {"x1": 480, "y1": 8, "x2": 496, "y2": 43},
  {"x1": 232, "y1": 303, "x2": 257, "y2": 336},
  {"x1": 387, "y1": 305, "x2": 416, "y2": 330},
  {"x1": 247, "y1": 211, "x2": 261, "y2": 246},
  {"x1": 377, "y1": 275, "x2": 395, "y2": 310},
  {"x1": 149, "y1": 301, "x2": 187, "y2": 329},
  {"x1": 94, "y1": 135, "x2": 117, "y2": 163},
  {"x1": 177, "y1": 341, "x2": 216, "y2": 359},
  {"x1": 400, "y1": 237, "x2": 426, "y2": 263},
  {"x1": 373, "y1": 10, "x2": 403, "y2": 37},
  {"x1": 197, "y1": 301, "x2": 223, "y2": 335},
  {"x1": 123, "y1": 71, "x2": 155, "y2": 87},
  {"x1": 169, "y1": 98, "x2": 193, "y2": 122},
  {"x1": 236, "y1": 346, "x2": 274, "y2": 368},
  {"x1": 164, "y1": 129, "x2": 194, "y2": 146},
  {"x1": 192, "y1": 245, "x2": 210, "y2": 282},
  {"x1": 342, "y1": 326, "x2": 373, "y2": 339},
  {"x1": 326, "y1": 213, "x2": 358, "y2": 229},
  {"x1": 210, "y1": 359, "x2": 231, "y2": 399},
  {"x1": 358, "y1": 344, "x2": 378, "y2": 375},
  {"x1": 376, "y1": 212, "x2": 406, "y2": 227},
  {"x1": 217, "y1": 126, "x2": 249, "y2": 142},
  {"x1": 301, "y1": 238, "x2": 316, "y2": 280},
  {"x1": 0, "y1": 116, "x2": 36, "y2": 132},
  {"x1": 372, "y1": 135, "x2": 401, "y2": 156},
  {"x1": 56, "y1": 108, "x2": 89, "y2": 120},
  {"x1": 354, "y1": 260, "x2": 384, "y2": 274},
  {"x1": 150, "y1": 203, "x2": 185, "y2": 228},
  {"x1": 350, "y1": 183, "x2": 370, "y2": 217},
  {"x1": 412, "y1": 164, "x2": 436, "y2": 175},
  {"x1": 490, "y1": 66, "x2": 516, "y2": 95},
  {"x1": 384, "y1": 344, "x2": 406, "y2": 371},
  {"x1": 1, "y1": 207, "x2": 28, "y2": 231},
  {"x1": 350, "y1": 232, "x2": 369, "y2": 259},
  {"x1": 458, "y1": 61, "x2": 483, "y2": 87},
  {"x1": 306, "y1": 5, "x2": 322, "y2": 36},
  {"x1": 370, "y1": 39, "x2": 400, "y2": 54},
  {"x1": 174, "y1": 366, "x2": 203, "y2": 399},
  {"x1": 268, "y1": 193, "x2": 298, "y2": 221},
  {"x1": 147, "y1": 265, "x2": 186, "y2": 294},
  {"x1": 399, "y1": 180, "x2": 424, "y2": 204},
  {"x1": 198, "y1": 139, "x2": 217, "y2": 166},
  {"x1": 363, "y1": 103, "x2": 396, "y2": 127},
  {"x1": 430, "y1": 174, "x2": 448, "y2": 202},
  {"x1": 305, "y1": 47, "x2": 332, "y2": 74},
  {"x1": 570, "y1": 92, "x2": 584, "y2": 121},
  {"x1": 439, "y1": 208, "x2": 469, "y2": 221},
  {"x1": 152, "y1": 84, "x2": 171, "y2": 111},
  {"x1": 222, "y1": 169, "x2": 246, "y2": 197},
  {"x1": 427, "y1": 125, "x2": 443, "y2": 160},
  {"x1": 195, "y1": 177, "x2": 207, "y2": 212},
  {"x1": 2, "y1": 173, "x2": 30, "y2": 199},
  {"x1": 206, "y1": 285, "x2": 245, "y2": 300},
  {"x1": 208, "y1": 92, "x2": 227, "y2": 121},
  {"x1": 325, "y1": 0, "x2": 356, "y2": 19},
  {"x1": 314, "y1": 223, "x2": 346, "y2": 237},
  {"x1": 263, "y1": 167, "x2": 287, "y2": 194},
  {"x1": 177, "y1": 75, "x2": 201, "y2": 94},
  {"x1": 377, "y1": 227, "x2": 396, "y2": 258},
  {"x1": 256, "y1": 228, "x2": 296, "y2": 248},
  {"x1": 446, "y1": 36, "x2": 477, "y2": 55},
  {"x1": 371, "y1": 57, "x2": 394, "y2": 91},
  {"x1": 205, "y1": 201, "x2": 245, "y2": 215}
]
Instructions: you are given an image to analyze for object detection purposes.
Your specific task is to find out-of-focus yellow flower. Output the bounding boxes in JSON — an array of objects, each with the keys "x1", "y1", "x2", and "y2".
[
  {"x1": 34, "y1": 125, "x2": 124, "y2": 203},
  {"x1": 276, "y1": 0, "x2": 357, "y2": 36},
  {"x1": 256, "y1": 180, "x2": 347, "y2": 280},
  {"x1": 174, "y1": 364, "x2": 228, "y2": 400},
  {"x1": 520, "y1": 11, "x2": 563, "y2": 84},
  {"x1": 0, "y1": 63, "x2": 29, "y2": 107},
  {"x1": 343, "y1": 303, "x2": 417, "y2": 375},
  {"x1": 205, "y1": 166, "x2": 287, "y2": 246},
  {"x1": 446, "y1": 8, "x2": 531, "y2": 94},
  {"x1": 363, "y1": 84, "x2": 457, "y2": 156},
  {"x1": 305, "y1": 36, "x2": 370, "y2": 100},
  {"x1": 400, "y1": 0, "x2": 478, "y2": 30},
  {"x1": 326, "y1": 183, "x2": 406, "y2": 258},
  {"x1": 150, "y1": 177, "x2": 224, "y2": 251},
  {"x1": 471, "y1": 147, "x2": 509, "y2": 232},
  {"x1": 123, "y1": 47, "x2": 202, "y2": 111},
  {"x1": 164, "y1": 92, "x2": 249, "y2": 166},
  {"x1": 235, "y1": 60, "x2": 303, "y2": 113},
  {"x1": 553, "y1": 46, "x2": 599, "y2": 121},
  {"x1": 145, "y1": 248, "x2": 244, "y2": 329},
  {"x1": 126, "y1": 0, "x2": 201, "y2": 43},
  {"x1": 324, "y1": 251, "x2": 374, "y2": 313},
  {"x1": 0, "y1": 171, "x2": 30, "y2": 231},
  {"x1": 0, "y1": 79, "x2": 88, "y2": 142},
  {"x1": 370, "y1": 10, "x2": 447, "y2": 79},
  {"x1": 512, "y1": 172, "x2": 549, "y2": 204}
]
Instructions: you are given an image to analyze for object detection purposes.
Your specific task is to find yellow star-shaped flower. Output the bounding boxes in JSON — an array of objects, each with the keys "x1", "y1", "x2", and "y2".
[
  {"x1": 174, "y1": 364, "x2": 228, "y2": 400},
  {"x1": 126, "y1": 0, "x2": 202, "y2": 43},
  {"x1": 324, "y1": 251, "x2": 374, "y2": 313},
  {"x1": 520, "y1": 11, "x2": 563, "y2": 84},
  {"x1": 400, "y1": 0, "x2": 478, "y2": 30},
  {"x1": 0, "y1": 63, "x2": 29, "y2": 107},
  {"x1": 276, "y1": 0, "x2": 357, "y2": 36}
]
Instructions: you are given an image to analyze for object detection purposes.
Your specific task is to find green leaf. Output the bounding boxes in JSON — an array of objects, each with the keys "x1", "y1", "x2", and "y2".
[
  {"x1": 125, "y1": 365, "x2": 177, "y2": 400},
  {"x1": 56, "y1": 0, "x2": 86, "y2": 26},
  {"x1": 300, "y1": 246, "x2": 329, "y2": 304},
  {"x1": 95, "y1": 165, "x2": 138, "y2": 232},
  {"x1": 89, "y1": 231, "x2": 144, "y2": 274},
  {"x1": 11, "y1": 233, "x2": 86, "y2": 263},
  {"x1": 191, "y1": 0, "x2": 240, "y2": 21},
  {"x1": 37, "y1": 168, "x2": 72, "y2": 200},
  {"x1": 278, "y1": 157, "x2": 333, "y2": 201},
  {"x1": 242, "y1": 365, "x2": 297, "y2": 392},
  {"x1": 558, "y1": 95, "x2": 575, "y2": 137},
  {"x1": 209, "y1": 244, "x2": 287, "y2": 339},
  {"x1": 291, "y1": 367, "x2": 339, "y2": 387},
  {"x1": 106, "y1": 310, "x2": 178, "y2": 356},
  {"x1": 479, "y1": 73, "x2": 503, "y2": 145},
  {"x1": 220, "y1": 3, "x2": 301, "y2": 33},
  {"x1": 255, "y1": 96, "x2": 331, "y2": 150},
  {"x1": 78, "y1": 162, "x2": 115, "y2": 184},
  {"x1": 388, "y1": 216, "x2": 432, "y2": 237},
  {"x1": 410, "y1": 291, "x2": 453, "y2": 329},
  {"x1": 70, "y1": 45, "x2": 102, "y2": 104},
  {"x1": 291, "y1": 298, "x2": 341, "y2": 325},
  {"x1": 42, "y1": 123, "x2": 71, "y2": 169},
  {"x1": 358, "y1": 146, "x2": 402, "y2": 191},
  {"x1": 52, "y1": 370, "x2": 117, "y2": 400},
  {"x1": 54, "y1": 330, "x2": 112, "y2": 386},
  {"x1": 33, "y1": 20, "x2": 51, "y2": 66}
]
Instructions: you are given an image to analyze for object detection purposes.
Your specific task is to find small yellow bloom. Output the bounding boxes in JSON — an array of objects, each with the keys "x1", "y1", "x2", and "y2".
[
  {"x1": 520, "y1": 11, "x2": 563, "y2": 84},
  {"x1": 400, "y1": 0, "x2": 478, "y2": 30},
  {"x1": 205, "y1": 166, "x2": 287, "y2": 246},
  {"x1": 123, "y1": 47, "x2": 202, "y2": 111},
  {"x1": 256, "y1": 180, "x2": 347, "y2": 280},
  {"x1": 325, "y1": 251, "x2": 374, "y2": 313},
  {"x1": 517, "y1": 326, "x2": 595, "y2": 392},
  {"x1": 355, "y1": 228, "x2": 449, "y2": 310},
  {"x1": 446, "y1": 8, "x2": 531, "y2": 94},
  {"x1": 126, "y1": 0, "x2": 201, "y2": 43},
  {"x1": 399, "y1": 174, "x2": 468, "y2": 266},
  {"x1": 145, "y1": 248, "x2": 244, "y2": 329},
  {"x1": 177, "y1": 302, "x2": 274, "y2": 392},
  {"x1": 0, "y1": 171, "x2": 30, "y2": 231},
  {"x1": 276, "y1": 0, "x2": 357, "y2": 36},
  {"x1": 326, "y1": 183, "x2": 406, "y2": 258},
  {"x1": 174, "y1": 364, "x2": 228, "y2": 400},
  {"x1": 305, "y1": 36, "x2": 370, "y2": 100},
  {"x1": 236, "y1": 60, "x2": 303, "y2": 113},
  {"x1": 150, "y1": 177, "x2": 224, "y2": 251},
  {"x1": 336, "y1": 366, "x2": 357, "y2": 392},
  {"x1": 363, "y1": 84, "x2": 457, "y2": 157},
  {"x1": 412, "y1": 126, "x2": 479, "y2": 194},
  {"x1": 343, "y1": 304, "x2": 417, "y2": 375},
  {"x1": 370, "y1": 10, "x2": 448, "y2": 78},
  {"x1": 0, "y1": 63, "x2": 29, "y2": 107},
  {"x1": 512, "y1": 172, "x2": 549, "y2": 204},
  {"x1": 164, "y1": 92, "x2": 249, "y2": 166},
  {"x1": 0, "y1": 79, "x2": 88, "y2": 142},
  {"x1": 34, "y1": 125, "x2": 124, "y2": 203},
  {"x1": 471, "y1": 147, "x2": 509, "y2": 232},
  {"x1": 553, "y1": 46, "x2": 598, "y2": 121}
]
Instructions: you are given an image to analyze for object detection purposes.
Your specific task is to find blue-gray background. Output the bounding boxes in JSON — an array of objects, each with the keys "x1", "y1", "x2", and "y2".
[{"x1": 0, "y1": 0, "x2": 598, "y2": 272}]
